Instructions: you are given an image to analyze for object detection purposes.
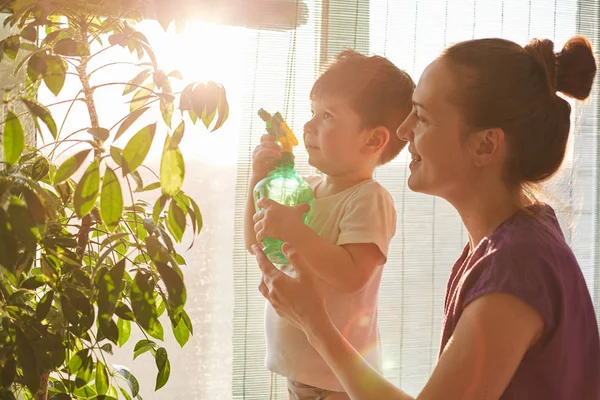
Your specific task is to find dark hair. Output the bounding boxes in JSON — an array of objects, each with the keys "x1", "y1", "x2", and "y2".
[
  {"x1": 441, "y1": 36, "x2": 596, "y2": 188},
  {"x1": 310, "y1": 50, "x2": 415, "y2": 165}
]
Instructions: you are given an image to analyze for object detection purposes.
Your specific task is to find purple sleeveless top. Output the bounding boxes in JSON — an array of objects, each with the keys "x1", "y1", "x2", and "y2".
[{"x1": 440, "y1": 204, "x2": 600, "y2": 399}]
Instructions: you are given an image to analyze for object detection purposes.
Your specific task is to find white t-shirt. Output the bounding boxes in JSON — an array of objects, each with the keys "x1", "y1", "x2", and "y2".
[{"x1": 265, "y1": 175, "x2": 397, "y2": 391}]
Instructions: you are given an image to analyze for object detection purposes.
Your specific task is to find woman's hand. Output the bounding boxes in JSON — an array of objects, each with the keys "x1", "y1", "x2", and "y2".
[{"x1": 254, "y1": 243, "x2": 328, "y2": 335}]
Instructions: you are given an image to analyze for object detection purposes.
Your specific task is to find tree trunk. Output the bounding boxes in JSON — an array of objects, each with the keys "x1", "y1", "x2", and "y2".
[{"x1": 34, "y1": 371, "x2": 50, "y2": 400}]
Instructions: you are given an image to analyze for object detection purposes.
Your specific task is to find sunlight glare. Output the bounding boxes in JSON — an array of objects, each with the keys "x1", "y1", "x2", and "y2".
[{"x1": 137, "y1": 20, "x2": 251, "y2": 167}]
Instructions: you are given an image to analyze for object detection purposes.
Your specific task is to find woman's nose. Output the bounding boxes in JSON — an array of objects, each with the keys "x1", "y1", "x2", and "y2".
[{"x1": 396, "y1": 113, "x2": 414, "y2": 142}]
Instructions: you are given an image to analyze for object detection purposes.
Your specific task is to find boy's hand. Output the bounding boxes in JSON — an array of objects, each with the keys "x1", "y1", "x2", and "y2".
[
  {"x1": 251, "y1": 134, "x2": 281, "y2": 182},
  {"x1": 254, "y1": 198, "x2": 310, "y2": 244}
]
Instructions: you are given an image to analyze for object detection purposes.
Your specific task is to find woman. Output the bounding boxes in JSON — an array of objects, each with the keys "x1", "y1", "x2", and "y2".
[{"x1": 252, "y1": 35, "x2": 600, "y2": 399}]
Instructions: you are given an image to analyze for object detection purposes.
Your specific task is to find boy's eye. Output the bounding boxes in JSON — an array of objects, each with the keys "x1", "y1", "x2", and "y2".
[{"x1": 323, "y1": 111, "x2": 332, "y2": 120}]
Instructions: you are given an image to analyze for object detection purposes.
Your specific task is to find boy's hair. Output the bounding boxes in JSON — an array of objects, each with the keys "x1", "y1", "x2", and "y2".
[{"x1": 310, "y1": 50, "x2": 415, "y2": 165}]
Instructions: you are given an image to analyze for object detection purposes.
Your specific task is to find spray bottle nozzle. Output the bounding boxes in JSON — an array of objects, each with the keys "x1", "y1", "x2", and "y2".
[{"x1": 257, "y1": 108, "x2": 298, "y2": 153}]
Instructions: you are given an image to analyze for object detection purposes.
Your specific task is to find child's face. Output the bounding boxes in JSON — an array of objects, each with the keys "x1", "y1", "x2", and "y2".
[{"x1": 304, "y1": 95, "x2": 371, "y2": 176}]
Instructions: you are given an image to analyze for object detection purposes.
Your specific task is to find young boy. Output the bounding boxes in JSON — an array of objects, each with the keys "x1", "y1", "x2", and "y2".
[{"x1": 245, "y1": 50, "x2": 414, "y2": 399}]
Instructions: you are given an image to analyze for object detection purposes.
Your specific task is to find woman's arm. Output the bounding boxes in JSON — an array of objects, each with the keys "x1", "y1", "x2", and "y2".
[
  {"x1": 418, "y1": 292, "x2": 543, "y2": 400},
  {"x1": 256, "y1": 245, "x2": 544, "y2": 400}
]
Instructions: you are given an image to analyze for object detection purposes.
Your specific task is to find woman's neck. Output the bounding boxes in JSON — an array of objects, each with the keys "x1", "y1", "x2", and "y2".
[{"x1": 453, "y1": 186, "x2": 528, "y2": 250}]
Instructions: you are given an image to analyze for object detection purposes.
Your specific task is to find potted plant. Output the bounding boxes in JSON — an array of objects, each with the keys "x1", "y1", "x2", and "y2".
[{"x1": 0, "y1": 1, "x2": 229, "y2": 398}]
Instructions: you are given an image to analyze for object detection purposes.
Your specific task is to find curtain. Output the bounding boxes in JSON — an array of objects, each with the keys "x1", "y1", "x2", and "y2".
[{"x1": 232, "y1": 0, "x2": 600, "y2": 398}]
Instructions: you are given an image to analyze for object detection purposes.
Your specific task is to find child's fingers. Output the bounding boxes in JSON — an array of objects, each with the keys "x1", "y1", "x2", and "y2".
[{"x1": 260, "y1": 134, "x2": 277, "y2": 143}]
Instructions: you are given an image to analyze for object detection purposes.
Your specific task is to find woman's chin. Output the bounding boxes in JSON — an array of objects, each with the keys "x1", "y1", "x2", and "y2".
[{"x1": 407, "y1": 174, "x2": 428, "y2": 194}]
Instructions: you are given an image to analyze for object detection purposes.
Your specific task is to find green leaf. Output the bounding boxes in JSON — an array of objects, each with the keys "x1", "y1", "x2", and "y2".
[
  {"x1": 3, "y1": 111, "x2": 24, "y2": 165},
  {"x1": 167, "y1": 121, "x2": 183, "y2": 149},
  {"x1": 160, "y1": 96, "x2": 174, "y2": 128},
  {"x1": 113, "y1": 365, "x2": 139, "y2": 397},
  {"x1": 167, "y1": 200, "x2": 186, "y2": 242},
  {"x1": 123, "y1": 69, "x2": 151, "y2": 95},
  {"x1": 188, "y1": 196, "x2": 204, "y2": 235},
  {"x1": 99, "y1": 259, "x2": 125, "y2": 316},
  {"x1": 43, "y1": 55, "x2": 67, "y2": 97},
  {"x1": 101, "y1": 343, "x2": 114, "y2": 355},
  {"x1": 22, "y1": 187, "x2": 46, "y2": 227},
  {"x1": 107, "y1": 384, "x2": 119, "y2": 399},
  {"x1": 152, "y1": 194, "x2": 168, "y2": 223},
  {"x1": 21, "y1": 98, "x2": 58, "y2": 139},
  {"x1": 131, "y1": 271, "x2": 159, "y2": 331},
  {"x1": 155, "y1": 261, "x2": 186, "y2": 316},
  {"x1": 201, "y1": 81, "x2": 219, "y2": 129},
  {"x1": 182, "y1": 309, "x2": 193, "y2": 335},
  {"x1": 21, "y1": 25, "x2": 37, "y2": 42},
  {"x1": 154, "y1": 347, "x2": 170, "y2": 391},
  {"x1": 115, "y1": 302, "x2": 134, "y2": 321},
  {"x1": 147, "y1": 316, "x2": 164, "y2": 341},
  {"x1": 88, "y1": 127, "x2": 110, "y2": 141},
  {"x1": 36, "y1": 290, "x2": 53, "y2": 320},
  {"x1": 98, "y1": 259, "x2": 125, "y2": 343},
  {"x1": 68, "y1": 349, "x2": 89, "y2": 375},
  {"x1": 76, "y1": 356, "x2": 94, "y2": 388},
  {"x1": 119, "y1": 387, "x2": 133, "y2": 400},
  {"x1": 0, "y1": 356, "x2": 17, "y2": 392},
  {"x1": 3, "y1": 35, "x2": 20, "y2": 61},
  {"x1": 160, "y1": 137, "x2": 185, "y2": 196},
  {"x1": 21, "y1": 275, "x2": 49, "y2": 290},
  {"x1": 96, "y1": 360, "x2": 109, "y2": 395},
  {"x1": 100, "y1": 167, "x2": 123, "y2": 232},
  {"x1": 41, "y1": 29, "x2": 71, "y2": 47},
  {"x1": 114, "y1": 106, "x2": 149, "y2": 142},
  {"x1": 122, "y1": 123, "x2": 156, "y2": 176},
  {"x1": 8, "y1": 197, "x2": 39, "y2": 251},
  {"x1": 137, "y1": 182, "x2": 161, "y2": 192},
  {"x1": 26, "y1": 51, "x2": 46, "y2": 82},
  {"x1": 117, "y1": 318, "x2": 131, "y2": 347},
  {"x1": 74, "y1": 159, "x2": 100, "y2": 217},
  {"x1": 133, "y1": 339, "x2": 156, "y2": 360},
  {"x1": 54, "y1": 149, "x2": 91, "y2": 183},
  {"x1": 179, "y1": 83, "x2": 194, "y2": 111},
  {"x1": 54, "y1": 38, "x2": 90, "y2": 57},
  {"x1": 172, "y1": 317, "x2": 190, "y2": 347},
  {"x1": 130, "y1": 82, "x2": 155, "y2": 113},
  {"x1": 130, "y1": 170, "x2": 143, "y2": 191},
  {"x1": 168, "y1": 70, "x2": 183, "y2": 79},
  {"x1": 109, "y1": 146, "x2": 123, "y2": 166},
  {"x1": 156, "y1": 295, "x2": 166, "y2": 317},
  {"x1": 31, "y1": 157, "x2": 50, "y2": 181},
  {"x1": 15, "y1": 328, "x2": 38, "y2": 393},
  {"x1": 212, "y1": 85, "x2": 229, "y2": 132},
  {"x1": 100, "y1": 233, "x2": 129, "y2": 249}
]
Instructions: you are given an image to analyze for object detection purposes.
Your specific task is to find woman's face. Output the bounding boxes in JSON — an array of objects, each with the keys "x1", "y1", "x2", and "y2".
[{"x1": 397, "y1": 59, "x2": 480, "y2": 201}]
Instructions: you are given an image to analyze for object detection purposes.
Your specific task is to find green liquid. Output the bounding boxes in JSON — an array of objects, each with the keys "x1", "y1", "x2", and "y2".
[{"x1": 253, "y1": 154, "x2": 314, "y2": 264}]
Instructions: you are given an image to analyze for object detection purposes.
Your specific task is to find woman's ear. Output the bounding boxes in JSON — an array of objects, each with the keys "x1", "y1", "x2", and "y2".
[{"x1": 469, "y1": 128, "x2": 505, "y2": 167}]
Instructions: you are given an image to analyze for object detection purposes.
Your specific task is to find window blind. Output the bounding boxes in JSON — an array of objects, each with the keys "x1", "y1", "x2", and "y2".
[{"x1": 232, "y1": 0, "x2": 600, "y2": 398}]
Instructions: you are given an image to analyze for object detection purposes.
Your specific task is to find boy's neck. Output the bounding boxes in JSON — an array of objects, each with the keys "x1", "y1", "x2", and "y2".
[{"x1": 318, "y1": 170, "x2": 374, "y2": 197}]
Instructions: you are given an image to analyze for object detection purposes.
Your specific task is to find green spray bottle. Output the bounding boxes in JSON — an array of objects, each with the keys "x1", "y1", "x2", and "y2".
[{"x1": 253, "y1": 109, "x2": 314, "y2": 264}]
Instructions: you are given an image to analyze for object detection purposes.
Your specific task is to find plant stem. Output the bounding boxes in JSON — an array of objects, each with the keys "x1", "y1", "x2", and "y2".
[{"x1": 34, "y1": 371, "x2": 50, "y2": 400}]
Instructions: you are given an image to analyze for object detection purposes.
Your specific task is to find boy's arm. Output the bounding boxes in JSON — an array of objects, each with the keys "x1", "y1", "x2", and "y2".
[
  {"x1": 255, "y1": 185, "x2": 394, "y2": 292},
  {"x1": 288, "y1": 226, "x2": 385, "y2": 293}
]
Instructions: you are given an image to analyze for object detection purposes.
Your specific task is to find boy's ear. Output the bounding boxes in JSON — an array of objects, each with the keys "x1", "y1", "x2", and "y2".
[{"x1": 363, "y1": 127, "x2": 390, "y2": 154}]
